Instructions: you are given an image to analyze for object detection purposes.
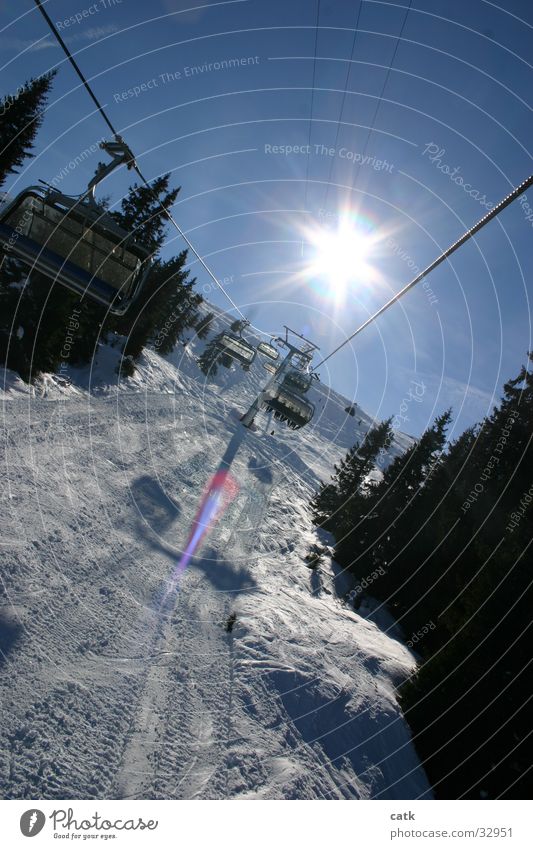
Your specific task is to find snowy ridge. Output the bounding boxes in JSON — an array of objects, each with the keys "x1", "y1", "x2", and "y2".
[{"x1": 0, "y1": 321, "x2": 430, "y2": 800}]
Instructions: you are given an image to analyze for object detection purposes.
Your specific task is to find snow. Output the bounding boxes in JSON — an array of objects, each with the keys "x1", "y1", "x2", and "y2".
[{"x1": 0, "y1": 314, "x2": 430, "y2": 800}]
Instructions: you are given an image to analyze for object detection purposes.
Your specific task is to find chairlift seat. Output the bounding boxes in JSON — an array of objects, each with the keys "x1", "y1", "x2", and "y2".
[
  {"x1": 257, "y1": 341, "x2": 279, "y2": 360},
  {"x1": 262, "y1": 385, "x2": 314, "y2": 429},
  {"x1": 219, "y1": 332, "x2": 256, "y2": 365},
  {"x1": 0, "y1": 186, "x2": 152, "y2": 314},
  {"x1": 282, "y1": 369, "x2": 312, "y2": 394}
]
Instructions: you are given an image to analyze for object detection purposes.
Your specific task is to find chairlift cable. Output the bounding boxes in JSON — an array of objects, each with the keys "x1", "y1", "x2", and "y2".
[
  {"x1": 351, "y1": 0, "x2": 412, "y2": 193},
  {"x1": 303, "y1": 0, "x2": 322, "y2": 215},
  {"x1": 33, "y1": 0, "x2": 117, "y2": 137},
  {"x1": 32, "y1": 0, "x2": 249, "y2": 323},
  {"x1": 322, "y1": 1, "x2": 363, "y2": 215},
  {"x1": 314, "y1": 172, "x2": 533, "y2": 369}
]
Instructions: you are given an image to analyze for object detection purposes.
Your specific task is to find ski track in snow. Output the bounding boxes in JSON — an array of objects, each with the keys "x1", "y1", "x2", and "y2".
[{"x1": 0, "y1": 320, "x2": 431, "y2": 800}]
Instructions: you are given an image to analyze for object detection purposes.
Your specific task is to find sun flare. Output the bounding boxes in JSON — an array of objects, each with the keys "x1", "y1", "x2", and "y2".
[{"x1": 303, "y1": 214, "x2": 378, "y2": 300}]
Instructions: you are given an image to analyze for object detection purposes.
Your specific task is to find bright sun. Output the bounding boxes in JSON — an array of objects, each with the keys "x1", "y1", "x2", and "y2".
[{"x1": 304, "y1": 216, "x2": 377, "y2": 298}]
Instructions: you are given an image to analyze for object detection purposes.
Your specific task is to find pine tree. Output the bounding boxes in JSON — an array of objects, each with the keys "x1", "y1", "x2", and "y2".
[
  {"x1": 195, "y1": 311, "x2": 215, "y2": 339},
  {"x1": 311, "y1": 418, "x2": 393, "y2": 531},
  {"x1": 310, "y1": 357, "x2": 533, "y2": 799},
  {"x1": 332, "y1": 410, "x2": 452, "y2": 587},
  {"x1": 110, "y1": 175, "x2": 179, "y2": 252},
  {"x1": 396, "y1": 423, "x2": 481, "y2": 635},
  {"x1": 0, "y1": 72, "x2": 56, "y2": 187},
  {"x1": 106, "y1": 176, "x2": 201, "y2": 370},
  {"x1": 0, "y1": 71, "x2": 75, "y2": 380},
  {"x1": 198, "y1": 336, "x2": 222, "y2": 376},
  {"x1": 120, "y1": 257, "x2": 200, "y2": 368},
  {"x1": 147, "y1": 256, "x2": 202, "y2": 356},
  {"x1": 395, "y1": 357, "x2": 533, "y2": 798}
]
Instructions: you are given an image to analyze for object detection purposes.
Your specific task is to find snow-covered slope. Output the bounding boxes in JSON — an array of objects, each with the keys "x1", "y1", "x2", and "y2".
[{"x1": 0, "y1": 324, "x2": 430, "y2": 800}]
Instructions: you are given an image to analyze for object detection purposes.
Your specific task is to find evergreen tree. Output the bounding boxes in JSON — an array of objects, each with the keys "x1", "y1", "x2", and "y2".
[
  {"x1": 0, "y1": 257, "x2": 102, "y2": 383},
  {"x1": 105, "y1": 177, "x2": 201, "y2": 371},
  {"x1": 195, "y1": 311, "x2": 215, "y2": 340},
  {"x1": 329, "y1": 410, "x2": 451, "y2": 584},
  {"x1": 0, "y1": 72, "x2": 56, "y2": 187},
  {"x1": 309, "y1": 358, "x2": 533, "y2": 798},
  {"x1": 311, "y1": 418, "x2": 393, "y2": 532},
  {"x1": 110, "y1": 175, "x2": 179, "y2": 253},
  {"x1": 148, "y1": 257, "x2": 202, "y2": 356},
  {"x1": 0, "y1": 71, "x2": 83, "y2": 381},
  {"x1": 359, "y1": 410, "x2": 452, "y2": 575},
  {"x1": 119, "y1": 254, "x2": 200, "y2": 370},
  {"x1": 381, "y1": 356, "x2": 532, "y2": 798},
  {"x1": 198, "y1": 336, "x2": 222, "y2": 377}
]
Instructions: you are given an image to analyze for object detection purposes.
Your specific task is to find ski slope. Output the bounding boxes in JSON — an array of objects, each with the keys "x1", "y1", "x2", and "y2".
[{"x1": 0, "y1": 321, "x2": 431, "y2": 800}]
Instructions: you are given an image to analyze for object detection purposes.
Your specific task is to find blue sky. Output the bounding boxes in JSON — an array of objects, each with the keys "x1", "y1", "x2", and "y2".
[{"x1": 2, "y1": 0, "x2": 532, "y2": 438}]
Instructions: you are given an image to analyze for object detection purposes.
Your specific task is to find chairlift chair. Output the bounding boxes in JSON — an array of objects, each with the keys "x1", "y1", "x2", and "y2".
[
  {"x1": 257, "y1": 341, "x2": 279, "y2": 360},
  {"x1": 218, "y1": 333, "x2": 257, "y2": 366},
  {"x1": 281, "y1": 369, "x2": 312, "y2": 394},
  {"x1": 240, "y1": 326, "x2": 319, "y2": 431},
  {"x1": 0, "y1": 138, "x2": 153, "y2": 314},
  {"x1": 263, "y1": 361, "x2": 277, "y2": 374},
  {"x1": 262, "y1": 385, "x2": 315, "y2": 430}
]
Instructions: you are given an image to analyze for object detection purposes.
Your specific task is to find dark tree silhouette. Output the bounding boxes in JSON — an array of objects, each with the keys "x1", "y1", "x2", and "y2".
[{"x1": 0, "y1": 72, "x2": 56, "y2": 188}]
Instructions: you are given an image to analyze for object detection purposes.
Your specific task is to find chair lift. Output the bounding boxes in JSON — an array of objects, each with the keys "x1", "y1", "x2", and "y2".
[
  {"x1": 261, "y1": 367, "x2": 315, "y2": 430},
  {"x1": 240, "y1": 326, "x2": 319, "y2": 431},
  {"x1": 0, "y1": 138, "x2": 153, "y2": 315},
  {"x1": 217, "y1": 332, "x2": 257, "y2": 366},
  {"x1": 281, "y1": 369, "x2": 312, "y2": 394},
  {"x1": 257, "y1": 341, "x2": 279, "y2": 360}
]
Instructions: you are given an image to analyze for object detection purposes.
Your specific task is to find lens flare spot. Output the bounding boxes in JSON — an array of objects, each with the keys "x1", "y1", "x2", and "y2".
[{"x1": 164, "y1": 468, "x2": 239, "y2": 597}]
